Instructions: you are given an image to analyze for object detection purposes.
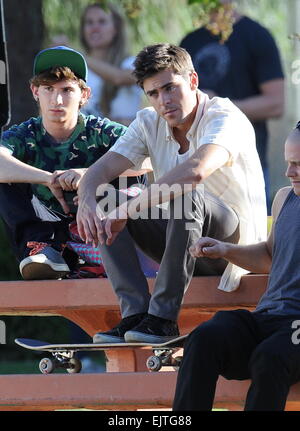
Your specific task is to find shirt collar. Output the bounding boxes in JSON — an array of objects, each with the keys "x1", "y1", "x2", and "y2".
[{"x1": 165, "y1": 90, "x2": 208, "y2": 142}]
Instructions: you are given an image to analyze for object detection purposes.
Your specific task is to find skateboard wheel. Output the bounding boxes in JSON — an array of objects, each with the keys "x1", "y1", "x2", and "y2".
[
  {"x1": 39, "y1": 358, "x2": 55, "y2": 374},
  {"x1": 146, "y1": 355, "x2": 162, "y2": 372},
  {"x1": 66, "y1": 357, "x2": 82, "y2": 374}
]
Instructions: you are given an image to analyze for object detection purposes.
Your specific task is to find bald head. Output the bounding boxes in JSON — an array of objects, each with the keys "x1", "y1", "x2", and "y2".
[{"x1": 285, "y1": 125, "x2": 300, "y2": 196}]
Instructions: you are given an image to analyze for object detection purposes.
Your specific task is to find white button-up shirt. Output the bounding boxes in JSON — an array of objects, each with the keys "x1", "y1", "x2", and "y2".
[{"x1": 109, "y1": 91, "x2": 267, "y2": 292}]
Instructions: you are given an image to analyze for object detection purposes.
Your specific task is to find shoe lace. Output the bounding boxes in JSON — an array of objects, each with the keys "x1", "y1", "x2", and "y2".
[{"x1": 27, "y1": 241, "x2": 49, "y2": 256}]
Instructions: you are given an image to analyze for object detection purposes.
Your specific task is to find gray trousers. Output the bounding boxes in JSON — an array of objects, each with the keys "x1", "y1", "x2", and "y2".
[{"x1": 98, "y1": 187, "x2": 239, "y2": 321}]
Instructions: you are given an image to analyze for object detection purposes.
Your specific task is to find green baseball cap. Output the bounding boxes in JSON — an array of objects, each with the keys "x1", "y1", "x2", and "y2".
[{"x1": 33, "y1": 46, "x2": 88, "y2": 81}]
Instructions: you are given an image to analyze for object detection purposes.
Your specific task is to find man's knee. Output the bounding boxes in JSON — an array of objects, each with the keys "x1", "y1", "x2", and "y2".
[{"x1": 185, "y1": 312, "x2": 230, "y2": 353}]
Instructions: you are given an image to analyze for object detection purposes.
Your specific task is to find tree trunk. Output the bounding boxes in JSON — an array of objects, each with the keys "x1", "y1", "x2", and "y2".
[{"x1": 3, "y1": 0, "x2": 44, "y2": 126}]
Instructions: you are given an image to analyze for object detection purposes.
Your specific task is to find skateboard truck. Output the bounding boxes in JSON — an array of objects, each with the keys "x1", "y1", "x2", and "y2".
[
  {"x1": 39, "y1": 348, "x2": 181, "y2": 373},
  {"x1": 39, "y1": 351, "x2": 82, "y2": 374},
  {"x1": 146, "y1": 348, "x2": 183, "y2": 372}
]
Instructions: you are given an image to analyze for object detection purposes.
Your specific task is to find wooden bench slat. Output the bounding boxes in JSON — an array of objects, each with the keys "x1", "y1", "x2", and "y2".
[
  {"x1": 0, "y1": 274, "x2": 268, "y2": 312},
  {"x1": 0, "y1": 372, "x2": 299, "y2": 411}
]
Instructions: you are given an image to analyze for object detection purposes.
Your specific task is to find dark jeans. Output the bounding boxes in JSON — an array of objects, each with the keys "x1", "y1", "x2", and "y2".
[
  {"x1": 173, "y1": 309, "x2": 300, "y2": 411},
  {"x1": 0, "y1": 183, "x2": 72, "y2": 261}
]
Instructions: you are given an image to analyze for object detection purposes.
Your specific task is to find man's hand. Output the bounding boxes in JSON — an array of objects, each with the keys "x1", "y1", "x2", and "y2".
[
  {"x1": 76, "y1": 196, "x2": 103, "y2": 247},
  {"x1": 47, "y1": 181, "x2": 70, "y2": 214},
  {"x1": 102, "y1": 203, "x2": 128, "y2": 246},
  {"x1": 51, "y1": 168, "x2": 86, "y2": 191},
  {"x1": 47, "y1": 169, "x2": 86, "y2": 215},
  {"x1": 189, "y1": 237, "x2": 227, "y2": 259},
  {"x1": 76, "y1": 196, "x2": 128, "y2": 247}
]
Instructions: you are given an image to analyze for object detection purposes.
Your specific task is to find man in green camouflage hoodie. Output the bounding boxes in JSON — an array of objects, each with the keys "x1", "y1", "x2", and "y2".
[{"x1": 0, "y1": 46, "x2": 133, "y2": 280}]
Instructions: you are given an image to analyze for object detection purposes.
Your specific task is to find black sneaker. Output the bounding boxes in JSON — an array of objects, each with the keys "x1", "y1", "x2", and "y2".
[
  {"x1": 93, "y1": 313, "x2": 147, "y2": 343},
  {"x1": 19, "y1": 242, "x2": 70, "y2": 280},
  {"x1": 124, "y1": 314, "x2": 180, "y2": 344}
]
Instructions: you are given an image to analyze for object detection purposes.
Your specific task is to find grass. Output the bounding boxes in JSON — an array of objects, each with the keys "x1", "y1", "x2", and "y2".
[
  {"x1": 0, "y1": 357, "x2": 71, "y2": 374},
  {"x1": 0, "y1": 360, "x2": 43, "y2": 374},
  {"x1": 0, "y1": 352, "x2": 106, "y2": 375}
]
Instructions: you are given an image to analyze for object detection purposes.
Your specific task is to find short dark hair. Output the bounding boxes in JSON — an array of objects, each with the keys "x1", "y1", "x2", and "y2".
[
  {"x1": 133, "y1": 43, "x2": 195, "y2": 88},
  {"x1": 30, "y1": 66, "x2": 88, "y2": 91}
]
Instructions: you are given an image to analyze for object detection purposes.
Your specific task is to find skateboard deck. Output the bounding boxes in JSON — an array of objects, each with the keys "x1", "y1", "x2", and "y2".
[{"x1": 15, "y1": 335, "x2": 187, "y2": 374}]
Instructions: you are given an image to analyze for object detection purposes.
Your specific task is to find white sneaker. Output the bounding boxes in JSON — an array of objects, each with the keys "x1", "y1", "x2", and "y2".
[{"x1": 20, "y1": 242, "x2": 70, "y2": 280}]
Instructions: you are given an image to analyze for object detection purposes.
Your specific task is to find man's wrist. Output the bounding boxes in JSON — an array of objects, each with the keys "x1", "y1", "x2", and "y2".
[
  {"x1": 222, "y1": 242, "x2": 236, "y2": 260},
  {"x1": 41, "y1": 171, "x2": 53, "y2": 186}
]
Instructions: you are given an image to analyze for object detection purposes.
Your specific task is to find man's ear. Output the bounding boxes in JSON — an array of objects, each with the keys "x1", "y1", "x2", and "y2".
[
  {"x1": 190, "y1": 71, "x2": 198, "y2": 91},
  {"x1": 30, "y1": 84, "x2": 39, "y2": 101},
  {"x1": 80, "y1": 86, "x2": 91, "y2": 108}
]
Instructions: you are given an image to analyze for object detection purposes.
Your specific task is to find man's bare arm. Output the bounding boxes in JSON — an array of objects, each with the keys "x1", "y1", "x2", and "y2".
[
  {"x1": 77, "y1": 151, "x2": 135, "y2": 200},
  {"x1": 232, "y1": 79, "x2": 284, "y2": 122},
  {"x1": 127, "y1": 143, "x2": 229, "y2": 218},
  {"x1": 76, "y1": 151, "x2": 135, "y2": 244},
  {"x1": 189, "y1": 186, "x2": 291, "y2": 273},
  {"x1": 0, "y1": 148, "x2": 72, "y2": 212},
  {"x1": 0, "y1": 147, "x2": 52, "y2": 184},
  {"x1": 86, "y1": 56, "x2": 136, "y2": 86}
]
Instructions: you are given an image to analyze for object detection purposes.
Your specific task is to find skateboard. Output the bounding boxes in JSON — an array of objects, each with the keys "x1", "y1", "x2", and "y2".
[{"x1": 15, "y1": 335, "x2": 187, "y2": 374}]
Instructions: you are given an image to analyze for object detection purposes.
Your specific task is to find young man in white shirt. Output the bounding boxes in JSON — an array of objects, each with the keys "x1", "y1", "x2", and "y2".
[{"x1": 77, "y1": 43, "x2": 267, "y2": 344}]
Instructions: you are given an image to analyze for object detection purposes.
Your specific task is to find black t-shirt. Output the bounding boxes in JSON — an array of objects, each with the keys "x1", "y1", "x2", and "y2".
[{"x1": 180, "y1": 16, "x2": 284, "y2": 167}]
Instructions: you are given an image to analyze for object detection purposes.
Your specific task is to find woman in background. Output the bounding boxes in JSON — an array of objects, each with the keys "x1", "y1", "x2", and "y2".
[{"x1": 80, "y1": 2, "x2": 142, "y2": 125}]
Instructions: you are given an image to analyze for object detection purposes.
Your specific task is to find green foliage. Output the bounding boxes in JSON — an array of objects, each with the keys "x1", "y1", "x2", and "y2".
[
  {"x1": 42, "y1": 0, "x2": 289, "y2": 58},
  {"x1": 43, "y1": 0, "x2": 198, "y2": 53},
  {"x1": 187, "y1": 0, "x2": 220, "y2": 7},
  {"x1": 43, "y1": 0, "x2": 90, "y2": 47},
  {"x1": 123, "y1": 0, "x2": 198, "y2": 50},
  {"x1": 1, "y1": 316, "x2": 73, "y2": 362}
]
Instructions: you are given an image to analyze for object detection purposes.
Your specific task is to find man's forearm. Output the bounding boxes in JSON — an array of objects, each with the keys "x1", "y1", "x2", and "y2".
[
  {"x1": 77, "y1": 160, "x2": 115, "y2": 202},
  {"x1": 86, "y1": 56, "x2": 135, "y2": 86},
  {"x1": 127, "y1": 181, "x2": 192, "y2": 219},
  {"x1": 127, "y1": 144, "x2": 229, "y2": 219},
  {"x1": 77, "y1": 152, "x2": 137, "y2": 203},
  {"x1": 0, "y1": 151, "x2": 51, "y2": 184},
  {"x1": 223, "y1": 241, "x2": 272, "y2": 274},
  {"x1": 232, "y1": 78, "x2": 284, "y2": 122},
  {"x1": 233, "y1": 96, "x2": 277, "y2": 122}
]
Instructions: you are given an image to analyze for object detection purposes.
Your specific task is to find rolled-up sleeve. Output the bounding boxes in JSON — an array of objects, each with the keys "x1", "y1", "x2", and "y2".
[
  {"x1": 198, "y1": 100, "x2": 255, "y2": 162},
  {"x1": 109, "y1": 116, "x2": 149, "y2": 170}
]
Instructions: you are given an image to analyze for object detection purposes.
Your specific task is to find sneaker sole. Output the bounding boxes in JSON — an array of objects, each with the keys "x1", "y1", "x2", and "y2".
[
  {"x1": 124, "y1": 330, "x2": 179, "y2": 344},
  {"x1": 93, "y1": 333, "x2": 124, "y2": 344},
  {"x1": 20, "y1": 255, "x2": 70, "y2": 280}
]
